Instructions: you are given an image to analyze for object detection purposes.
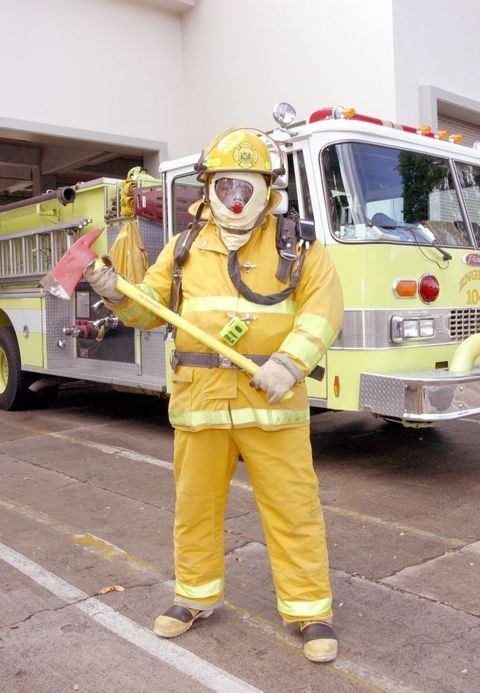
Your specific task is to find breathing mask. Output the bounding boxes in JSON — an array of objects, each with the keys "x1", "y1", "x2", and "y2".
[{"x1": 209, "y1": 171, "x2": 269, "y2": 233}]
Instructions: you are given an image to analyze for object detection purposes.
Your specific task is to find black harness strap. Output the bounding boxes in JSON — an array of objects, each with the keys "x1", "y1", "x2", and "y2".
[
  {"x1": 168, "y1": 213, "x2": 314, "y2": 313},
  {"x1": 227, "y1": 241, "x2": 308, "y2": 305},
  {"x1": 275, "y1": 217, "x2": 299, "y2": 283},
  {"x1": 165, "y1": 203, "x2": 205, "y2": 337}
]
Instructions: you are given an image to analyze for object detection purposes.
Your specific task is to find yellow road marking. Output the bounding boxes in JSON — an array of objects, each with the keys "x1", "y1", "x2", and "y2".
[
  {"x1": 321, "y1": 505, "x2": 465, "y2": 548},
  {"x1": 0, "y1": 417, "x2": 467, "y2": 690},
  {"x1": 0, "y1": 496, "x2": 161, "y2": 577},
  {"x1": 14, "y1": 423, "x2": 466, "y2": 549},
  {"x1": 0, "y1": 494, "x2": 385, "y2": 692}
]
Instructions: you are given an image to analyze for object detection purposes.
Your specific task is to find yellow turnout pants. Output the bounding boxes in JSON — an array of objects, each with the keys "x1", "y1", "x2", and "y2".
[{"x1": 173, "y1": 425, "x2": 333, "y2": 624}]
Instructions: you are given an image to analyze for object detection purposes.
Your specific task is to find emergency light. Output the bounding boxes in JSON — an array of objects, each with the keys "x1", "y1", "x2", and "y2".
[
  {"x1": 272, "y1": 102, "x2": 297, "y2": 128},
  {"x1": 419, "y1": 274, "x2": 440, "y2": 303},
  {"x1": 309, "y1": 106, "x2": 465, "y2": 144},
  {"x1": 392, "y1": 276, "x2": 440, "y2": 303}
]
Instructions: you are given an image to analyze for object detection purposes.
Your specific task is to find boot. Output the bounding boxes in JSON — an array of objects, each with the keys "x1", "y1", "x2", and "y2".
[
  {"x1": 300, "y1": 621, "x2": 338, "y2": 662},
  {"x1": 153, "y1": 604, "x2": 213, "y2": 638}
]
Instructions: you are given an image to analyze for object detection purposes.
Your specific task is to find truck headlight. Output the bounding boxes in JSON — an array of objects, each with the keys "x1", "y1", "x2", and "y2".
[{"x1": 391, "y1": 316, "x2": 435, "y2": 343}]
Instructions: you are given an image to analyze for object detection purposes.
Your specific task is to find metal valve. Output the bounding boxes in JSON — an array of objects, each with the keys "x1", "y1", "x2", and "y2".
[
  {"x1": 63, "y1": 325, "x2": 83, "y2": 338},
  {"x1": 62, "y1": 316, "x2": 119, "y2": 340},
  {"x1": 100, "y1": 316, "x2": 119, "y2": 330}
]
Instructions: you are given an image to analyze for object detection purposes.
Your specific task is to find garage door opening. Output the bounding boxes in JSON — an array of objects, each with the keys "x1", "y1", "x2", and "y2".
[
  {"x1": 420, "y1": 86, "x2": 480, "y2": 149},
  {"x1": 0, "y1": 120, "x2": 165, "y2": 206},
  {"x1": 437, "y1": 111, "x2": 480, "y2": 148}
]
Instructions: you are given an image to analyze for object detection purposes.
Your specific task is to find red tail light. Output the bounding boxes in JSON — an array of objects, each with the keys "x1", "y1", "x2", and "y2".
[{"x1": 419, "y1": 274, "x2": 439, "y2": 303}]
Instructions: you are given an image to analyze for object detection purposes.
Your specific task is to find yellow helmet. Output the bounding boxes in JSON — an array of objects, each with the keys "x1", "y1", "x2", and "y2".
[{"x1": 195, "y1": 128, "x2": 278, "y2": 182}]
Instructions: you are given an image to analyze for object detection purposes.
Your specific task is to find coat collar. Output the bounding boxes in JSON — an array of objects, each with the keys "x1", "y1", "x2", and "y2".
[{"x1": 194, "y1": 217, "x2": 273, "y2": 256}]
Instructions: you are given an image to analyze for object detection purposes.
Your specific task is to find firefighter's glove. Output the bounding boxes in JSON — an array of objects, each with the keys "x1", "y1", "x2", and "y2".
[
  {"x1": 84, "y1": 261, "x2": 124, "y2": 305},
  {"x1": 250, "y1": 353, "x2": 302, "y2": 403}
]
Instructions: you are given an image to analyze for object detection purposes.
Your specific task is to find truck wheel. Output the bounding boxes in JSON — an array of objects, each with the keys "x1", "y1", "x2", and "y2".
[{"x1": 0, "y1": 327, "x2": 34, "y2": 411}]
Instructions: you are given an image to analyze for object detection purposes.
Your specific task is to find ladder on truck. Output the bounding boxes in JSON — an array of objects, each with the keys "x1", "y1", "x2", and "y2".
[{"x1": 0, "y1": 218, "x2": 91, "y2": 285}]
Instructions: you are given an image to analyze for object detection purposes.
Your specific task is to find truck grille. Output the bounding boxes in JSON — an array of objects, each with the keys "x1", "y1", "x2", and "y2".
[{"x1": 450, "y1": 309, "x2": 480, "y2": 341}]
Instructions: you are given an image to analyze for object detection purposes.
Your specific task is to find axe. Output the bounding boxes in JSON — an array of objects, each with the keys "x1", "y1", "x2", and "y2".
[{"x1": 40, "y1": 228, "x2": 294, "y2": 399}]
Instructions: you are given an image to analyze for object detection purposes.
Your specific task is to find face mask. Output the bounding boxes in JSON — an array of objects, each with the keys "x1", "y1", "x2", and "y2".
[
  {"x1": 214, "y1": 177, "x2": 253, "y2": 214},
  {"x1": 209, "y1": 172, "x2": 269, "y2": 233}
]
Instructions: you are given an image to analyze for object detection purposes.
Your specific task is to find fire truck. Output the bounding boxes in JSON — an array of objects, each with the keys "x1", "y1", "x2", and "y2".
[{"x1": 1, "y1": 102, "x2": 480, "y2": 425}]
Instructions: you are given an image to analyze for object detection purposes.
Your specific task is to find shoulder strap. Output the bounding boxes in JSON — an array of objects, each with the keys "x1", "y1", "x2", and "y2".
[
  {"x1": 275, "y1": 215, "x2": 316, "y2": 283},
  {"x1": 173, "y1": 221, "x2": 202, "y2": 267},
  {"x1": 275, "y1": 216, "x2": 299, "y2": 283},
  {"x1": 165, "y1": 203, "x2": 205, "y2": 337}
]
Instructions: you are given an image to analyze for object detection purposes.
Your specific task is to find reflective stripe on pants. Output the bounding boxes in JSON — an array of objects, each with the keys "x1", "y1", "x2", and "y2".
[{"x1": 173, "y1": 425, "x2": 332, "y2": 622}]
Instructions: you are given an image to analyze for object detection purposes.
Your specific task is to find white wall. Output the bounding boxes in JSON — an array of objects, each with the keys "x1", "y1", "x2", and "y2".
[
  {"x1": 4, "y1": 0, "x2": 480, "y2": 165},
  {"x1": 1, "y1": 0, "x2": 186, "y2": 157},
  {"x1": 392, "y1": 0, "x2": 480, "y2": 127},
  {"x1": 181, "y1": 0, "x2": 396, "y2": 152}
]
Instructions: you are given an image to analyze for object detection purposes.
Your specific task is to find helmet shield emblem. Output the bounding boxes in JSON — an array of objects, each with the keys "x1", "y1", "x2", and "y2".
[{"x1": 233, "y1": 142, "x2": 259, "y2": 169}]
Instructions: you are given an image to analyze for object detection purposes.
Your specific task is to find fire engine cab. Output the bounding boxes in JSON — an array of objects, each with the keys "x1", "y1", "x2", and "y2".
[{"x1": 1, "y1": 102, "x2": 480, "y2": 426}]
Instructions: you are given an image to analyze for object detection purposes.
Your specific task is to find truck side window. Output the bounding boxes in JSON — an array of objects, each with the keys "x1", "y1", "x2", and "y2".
[{"x1": 172, "y1": 173, "x2": 203, "y2": 234}]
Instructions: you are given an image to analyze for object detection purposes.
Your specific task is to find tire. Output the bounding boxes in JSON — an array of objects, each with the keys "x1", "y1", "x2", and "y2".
[{"x1": 0, "y1": 327, "x2": 35, "y2": 411}]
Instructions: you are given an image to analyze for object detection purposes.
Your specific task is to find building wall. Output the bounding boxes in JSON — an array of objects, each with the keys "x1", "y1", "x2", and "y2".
[
  {"x1": 181, "y1": 0, "x2": 396, "y2": 152},
  {"x1": 392, "y1": 0, "x2": 480, "y2": 129},
  {"x1": 1, "y1": 0, "x2": 187, "y2": 157},
  {"x1": 3, "y1": 0, "x2": 480, "y2": 163}
]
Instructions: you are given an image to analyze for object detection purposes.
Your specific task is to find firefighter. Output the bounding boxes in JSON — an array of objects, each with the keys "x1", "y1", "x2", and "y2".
[{"x1": 84, "y1": 128, "x2": 344, "y2": 662}]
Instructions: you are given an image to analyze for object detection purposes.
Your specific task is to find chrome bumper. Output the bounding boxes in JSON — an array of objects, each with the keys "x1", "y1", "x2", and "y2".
[{"x1": 360, "y1": 367, "x2": 480, "y2": 422}]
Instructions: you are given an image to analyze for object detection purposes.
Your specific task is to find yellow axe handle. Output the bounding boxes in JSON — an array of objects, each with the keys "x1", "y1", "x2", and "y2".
[{"x1": 114, "y1": 275, "x2": 294, "y2": 400}]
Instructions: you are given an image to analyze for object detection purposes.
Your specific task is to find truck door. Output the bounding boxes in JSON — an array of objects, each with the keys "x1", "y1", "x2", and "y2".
[
  {"x1": 164, "y1": 158, "x2": 202, "y2": 239},
  {"x1": 281, "y1": 141, "x2": 329, "y2": 403}
]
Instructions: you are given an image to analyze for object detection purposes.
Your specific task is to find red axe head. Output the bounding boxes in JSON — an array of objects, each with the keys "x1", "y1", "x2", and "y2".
[{"x1": 40, "y1": 227, "x2": 104, "y2": 299}]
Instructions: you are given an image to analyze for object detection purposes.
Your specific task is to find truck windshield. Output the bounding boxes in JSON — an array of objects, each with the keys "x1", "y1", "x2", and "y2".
[{"x1": 322, "y1": 142, "x2": 473, "y2": 248}]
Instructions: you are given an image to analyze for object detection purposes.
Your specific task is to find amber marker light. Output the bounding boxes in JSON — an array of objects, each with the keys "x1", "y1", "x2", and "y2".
[
  {"x1": 393, "y1": 279, "x2": 417, "y2": 298},
  {"x1": 343, "y1": 108, "x2": 356, "y2": 119},
  {"x1": 333, "y1": 376, "x2": 341, "y2": 397},
  {"x1": 418, "y1": 125, "x2": 432, "y2": 135},
  {"x1": 449, "y1": 133, "x2": 464, "y2": 144},
  {"x1": 436, "y1": 130, "x2": 449, "y2": 140}
]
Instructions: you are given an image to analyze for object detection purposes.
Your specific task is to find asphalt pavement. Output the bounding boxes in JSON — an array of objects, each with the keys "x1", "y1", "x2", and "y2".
[{"x1": 0, "y1": 385, "x2": 479, "y2": 692}]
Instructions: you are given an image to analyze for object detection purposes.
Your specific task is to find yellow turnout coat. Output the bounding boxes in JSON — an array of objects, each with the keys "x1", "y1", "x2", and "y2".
[{"x1": 113, "y1": 213, "x2": 344, "y2": 431}]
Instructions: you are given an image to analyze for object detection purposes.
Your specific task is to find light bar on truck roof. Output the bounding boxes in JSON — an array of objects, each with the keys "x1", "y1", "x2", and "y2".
[{"x1": 309, "y1": 105, "x2": 469, "y2": 146}]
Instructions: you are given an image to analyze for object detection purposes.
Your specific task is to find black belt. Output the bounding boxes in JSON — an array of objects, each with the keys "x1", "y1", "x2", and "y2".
[
  {"x1": 171, "y1": 350, "x2": 268, "y2": 370},
  {"x1": 171, "y1": 350, "x2": 325, "y2": 381}
]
